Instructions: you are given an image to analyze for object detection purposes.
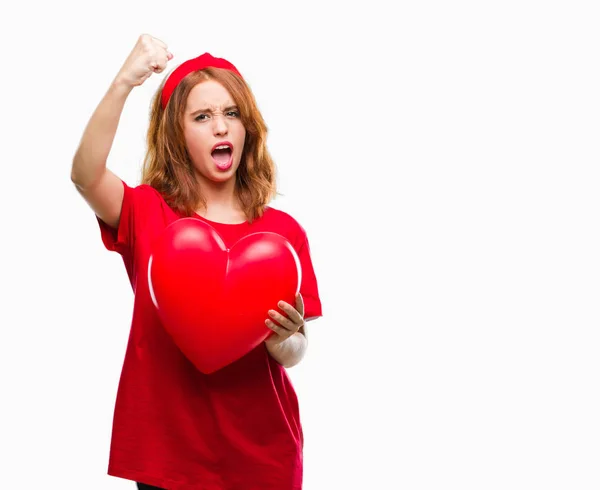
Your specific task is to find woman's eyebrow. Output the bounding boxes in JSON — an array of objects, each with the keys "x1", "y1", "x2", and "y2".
[{"x1": 190, "y1": 105, "x2": 238, "y2": 116}]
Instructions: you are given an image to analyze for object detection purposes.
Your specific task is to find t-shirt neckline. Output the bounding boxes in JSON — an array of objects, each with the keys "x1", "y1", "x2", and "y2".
[
  {"x1": 193, "y1": 212, "x2": 249, "y2": 227},
  {"x1": 192, "y1": 206, "x2": 271, "y2": 227}
]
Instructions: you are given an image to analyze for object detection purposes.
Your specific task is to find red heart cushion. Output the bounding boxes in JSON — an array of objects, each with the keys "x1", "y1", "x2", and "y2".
[{"x1": 147, "y1": 218, "x2": 301, "y2": 374}]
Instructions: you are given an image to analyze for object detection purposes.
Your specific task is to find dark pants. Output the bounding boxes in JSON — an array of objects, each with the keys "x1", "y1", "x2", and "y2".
[{"x1": 137, "y1": 483, "x2": 166, "y2": 490}]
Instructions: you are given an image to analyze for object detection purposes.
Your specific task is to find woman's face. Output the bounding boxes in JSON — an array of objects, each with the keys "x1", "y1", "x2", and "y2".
[{"x1": 183, "y1": 80, "x2": 246, "y2": 184}]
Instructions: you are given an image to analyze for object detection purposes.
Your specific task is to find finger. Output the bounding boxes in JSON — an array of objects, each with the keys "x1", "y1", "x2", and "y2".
[
  {"x1": 153, "y1": 59, "x2": 168, "y2": 73},
  {"x1": 265, "y1": 319, "x2": 290, "y2": 338},
  {"x1": 158, "y1": 47, "x2": 173, "y2": 62},
  {"x1": 268, "y1": 310, "x2": 298, "y2": 331},
  {"x1": 295, "y1": 292, "x2": 305, "y2": 318},
  {"x1": 153, "y1": 53, "x2": 171, "y2": 73},
  {"x1": 275, "y1": 302, "x2": 303, "y2": 326},
  {"x1": 151, "y1": 36, "x2": 169, "y2": 50},
  {"x1": 268, "y1": 310, "x2": 298, "y2": 332}
]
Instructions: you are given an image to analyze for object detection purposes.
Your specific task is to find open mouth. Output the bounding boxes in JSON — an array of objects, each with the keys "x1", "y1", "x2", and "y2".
[{"x1": 211, "y1": 144, "x2": 233, "y2": 170}]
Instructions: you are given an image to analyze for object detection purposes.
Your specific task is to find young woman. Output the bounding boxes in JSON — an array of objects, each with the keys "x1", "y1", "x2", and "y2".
[{"x1": 71, "y1": 34, "x2": 322, "y2": 490}]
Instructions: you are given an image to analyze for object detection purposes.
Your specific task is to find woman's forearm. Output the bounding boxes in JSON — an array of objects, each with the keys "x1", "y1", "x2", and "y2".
[{"x1": 71, "y1": 77, "x2": 133, "y2": 189}]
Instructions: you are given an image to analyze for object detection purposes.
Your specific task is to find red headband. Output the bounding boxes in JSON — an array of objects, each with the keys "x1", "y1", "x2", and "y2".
[{"x1": 161, "y1": 52, "x2": 243, "y2": 110}]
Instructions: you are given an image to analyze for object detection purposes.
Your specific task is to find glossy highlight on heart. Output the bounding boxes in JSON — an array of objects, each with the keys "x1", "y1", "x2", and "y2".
[{"x1": 147, "y1": 218, "x2": 301, "y2": 374}]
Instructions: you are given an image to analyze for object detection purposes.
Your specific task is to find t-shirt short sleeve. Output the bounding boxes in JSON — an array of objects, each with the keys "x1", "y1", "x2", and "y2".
[
  {"x1": 96, "y1": 180, "x2": 160, "y2": 257},
  {"x1": 295, "y1": 228, "x2": 323, "y2": 320}
]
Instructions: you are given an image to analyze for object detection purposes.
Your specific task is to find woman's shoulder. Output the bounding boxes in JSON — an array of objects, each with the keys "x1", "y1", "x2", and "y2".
[
  {"x1": 263, "y1": 205, "x2": 303, "y2": 227},
  {"x1": 121, "y1": 181, "x2": 178, "y2": 223},
  {"x1": 261, "y1": 206, "x2": 309, "y2": 242},
  {"x1": 127, "y1": 182, "x2": 164, "y2": 199},
  {"x1": 123, "y1": 181, "x2": 172, "y2": 211}
]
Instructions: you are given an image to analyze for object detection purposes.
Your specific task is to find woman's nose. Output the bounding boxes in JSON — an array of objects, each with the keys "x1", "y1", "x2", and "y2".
[{"x1": 213, "y1": 115, "x2": 228, "y2": 135}]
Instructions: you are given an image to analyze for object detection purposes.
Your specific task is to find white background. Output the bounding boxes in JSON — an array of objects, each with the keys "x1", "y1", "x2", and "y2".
[{"x1": 1, "y1": 1, "x2": 599, "y2": 489}]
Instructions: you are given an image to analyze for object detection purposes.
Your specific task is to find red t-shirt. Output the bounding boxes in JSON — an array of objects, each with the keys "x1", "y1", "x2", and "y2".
[{"x1": 96, "y1": 180, "x2": 322, "y2": 490}]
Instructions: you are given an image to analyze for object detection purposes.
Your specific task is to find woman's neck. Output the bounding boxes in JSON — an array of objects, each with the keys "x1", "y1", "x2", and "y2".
[{"x1": 195, "y1": 176, "x2": 246, "y2": 223}]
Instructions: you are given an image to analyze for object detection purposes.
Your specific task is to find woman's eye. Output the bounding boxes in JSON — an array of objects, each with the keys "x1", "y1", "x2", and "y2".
[{"x1": 195, "y1": 111, "x2": 238, "y2": 121}]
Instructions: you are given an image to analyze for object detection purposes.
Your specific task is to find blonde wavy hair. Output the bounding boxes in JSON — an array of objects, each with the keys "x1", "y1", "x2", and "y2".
[{"x1": 141, "y1": 67, "x2": 277, "y2": 222}]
